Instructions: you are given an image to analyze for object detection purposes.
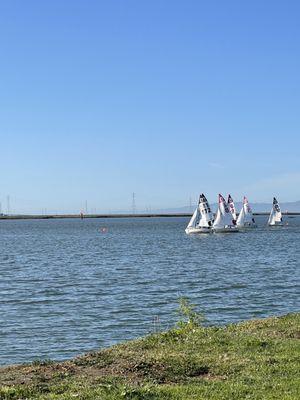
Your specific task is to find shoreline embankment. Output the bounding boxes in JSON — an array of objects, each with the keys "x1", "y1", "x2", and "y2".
[{"x1": 0, "y1": 313, "x2": 299, "y2": 399}]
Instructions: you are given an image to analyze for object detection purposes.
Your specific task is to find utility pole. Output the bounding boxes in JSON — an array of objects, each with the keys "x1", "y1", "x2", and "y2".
[{"x1": 132, "y1": 192, "x2": 136, "y2": 214}]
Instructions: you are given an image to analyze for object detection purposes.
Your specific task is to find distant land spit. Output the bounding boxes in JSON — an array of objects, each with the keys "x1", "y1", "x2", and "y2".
[
  {"x1": 2, "y1": 200, "x2": 300, "y2": 219},
  {"x1": 0, "y1": 212, "x2": 300, "y2": 220}
]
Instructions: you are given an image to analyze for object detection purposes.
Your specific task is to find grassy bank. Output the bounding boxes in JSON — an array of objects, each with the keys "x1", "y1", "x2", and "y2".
[{"x1": 0, "y1": 313, "x2": 299, "y2": 400}]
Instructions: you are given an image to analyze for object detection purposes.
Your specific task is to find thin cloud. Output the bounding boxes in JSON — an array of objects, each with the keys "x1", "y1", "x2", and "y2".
[{"x1": 208, "y1": 162, "x2": 225, "y2": 169}]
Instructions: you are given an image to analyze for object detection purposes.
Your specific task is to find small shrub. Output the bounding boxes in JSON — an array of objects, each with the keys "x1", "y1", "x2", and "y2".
[{"x1": 177, "y1": 297, "x2": 204, "y2": 329}]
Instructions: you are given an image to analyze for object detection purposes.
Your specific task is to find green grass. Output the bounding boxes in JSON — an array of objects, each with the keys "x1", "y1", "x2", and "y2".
[{"x1": 0, "y1": 313, "x2": 299, "y2": 399}]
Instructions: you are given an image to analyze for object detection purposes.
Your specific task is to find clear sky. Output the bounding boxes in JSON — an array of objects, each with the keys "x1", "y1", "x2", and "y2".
[{"x1": 0, "y1": 0, "x2": 300, "y2": 213}]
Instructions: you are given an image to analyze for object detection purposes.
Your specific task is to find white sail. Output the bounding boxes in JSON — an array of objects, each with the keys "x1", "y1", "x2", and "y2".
[
  {"x1": 186, "y1": 206, "x2": 200, "y2": 229},
  {"x1": 227, "y1": 194, "x2": 237, "y2": 222},
  {"x1": 236, "y1": 204, "x2": 245, "y2": 226},
  {"x1": 198, "y1": 194, "x2": 214, "y2": 228},
  {"x1": 268, "y1": 208, "x2": 275, "y2": 225},
  {"x1": 213, "y1": 194, "x2": 235, "y2": 229},
  {"x1": 237, "y1": 196, "x2": 256, "y2": 227},
  {"x1": 268, "y1": 197, "x2": 282, "y2": 226}
]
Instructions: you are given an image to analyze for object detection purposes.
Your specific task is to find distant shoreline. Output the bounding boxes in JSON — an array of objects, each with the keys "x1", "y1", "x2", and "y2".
[{"x1": 1, "y1": 212, "x2": 300, "y2": 220}]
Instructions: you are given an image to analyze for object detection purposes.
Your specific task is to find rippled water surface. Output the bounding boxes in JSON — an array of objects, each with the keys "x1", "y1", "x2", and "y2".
[{"x1": 0, "y1": 216, "x2": 299, "y2": 365}]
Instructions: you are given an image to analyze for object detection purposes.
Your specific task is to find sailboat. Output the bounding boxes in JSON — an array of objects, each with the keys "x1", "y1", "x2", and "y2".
[
  {"x1": 236, "y1": 196, "x2": 257, "y2": 228},
  {"x1": 213, "y1": 194, "x2": 239, "y2": 233},
  {"x1": 185, "y1": 194, "x2": 214, "y2": 234},
  {"x1": 228, "y1": 194, "x2": 237, "y2": 225},
  {"x1": 268, "y1": 197, "x2": 283, "y2": 226}
]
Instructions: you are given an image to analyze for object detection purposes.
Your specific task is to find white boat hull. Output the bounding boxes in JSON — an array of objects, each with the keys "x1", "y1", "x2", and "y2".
[
  {"x1": 213, "y1": 226, "x2": 239, "y2": 233},
  {"x1": 185, "y1": 227, "x2": 212, "y2": 234}
]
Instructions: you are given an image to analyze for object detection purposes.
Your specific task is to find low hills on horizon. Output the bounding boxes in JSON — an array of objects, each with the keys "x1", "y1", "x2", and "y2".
[
  {"x1": 3, "y1": 200, "x2": 300, "y2": 217},
  {"x1": 153, "y1": 200, "x2": 300, "y2": 214}
]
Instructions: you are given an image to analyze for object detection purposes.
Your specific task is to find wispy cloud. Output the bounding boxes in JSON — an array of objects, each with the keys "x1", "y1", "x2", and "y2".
[{"x1": 208, "y1": 162, "x2": 225, "y2": 169}]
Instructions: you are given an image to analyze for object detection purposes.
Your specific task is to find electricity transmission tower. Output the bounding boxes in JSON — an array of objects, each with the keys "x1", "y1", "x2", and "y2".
[
  {"x1": 7, "y1": 195, "x2": 10, "y2": 215},
  {"x1": 132, "y1": 192, "x2": 136, "y2": 214}
]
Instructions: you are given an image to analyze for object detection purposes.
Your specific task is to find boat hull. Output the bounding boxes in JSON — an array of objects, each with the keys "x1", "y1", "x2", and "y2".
[
  {"x1": 213, "y1": 226, "x2": 239, "y2": 233},
  {"x1": 185, "y1": 227, "x2": 212, "y2": 234}
]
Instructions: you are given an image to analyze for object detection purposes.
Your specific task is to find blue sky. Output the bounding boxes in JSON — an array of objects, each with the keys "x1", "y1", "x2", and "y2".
[{"x1": 0, "y1": 0, "x2": 300, "y2": 213}]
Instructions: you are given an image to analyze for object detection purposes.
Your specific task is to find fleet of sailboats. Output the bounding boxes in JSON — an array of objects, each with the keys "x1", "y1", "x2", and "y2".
[{"x1": 185, "y1": 194, "x2": 284, "y2": 234}]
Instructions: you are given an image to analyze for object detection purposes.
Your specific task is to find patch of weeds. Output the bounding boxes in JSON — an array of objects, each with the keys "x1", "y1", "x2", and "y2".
[
  {"x1": 31, "y1": 358, "x2": 54, "y2": 367},
  {"x1": 120, "y1": 384, "x2": 159, "y2": 400},
  {"x1": 35, "y1": 382, "x2": 51, "y2": 393},
  {"x1": 126, "y1": 356, "x2": 210, "y2": 384},
  {"x1": 245, "y1": 337, "x2": 271, "y2": 350},
  {"x1": 162, "y1": 357, "x2": 210, "y2": 383},
  {"x1": 0, "y1": 386, "x2": 18, "y2": 400},
  {"x1": 74, "y1": 349, "x2": 115, "y2": 367},
  {"x1": 0, "y1": 385, "x2": 39, "y2": 400}
]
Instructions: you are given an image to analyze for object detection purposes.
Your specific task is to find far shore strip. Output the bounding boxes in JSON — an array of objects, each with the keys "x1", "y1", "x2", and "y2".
[{"x1": 0, "y1": 212, "x2": 299, "y2": 220}]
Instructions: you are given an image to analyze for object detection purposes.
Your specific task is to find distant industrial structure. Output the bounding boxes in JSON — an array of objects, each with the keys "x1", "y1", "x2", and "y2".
[
  {"x1": 132, "y1": 192, "x2": 136, "y2": 214},
  {"x1": 7, "y1": 195, "x2": 10, "y2": 215}
]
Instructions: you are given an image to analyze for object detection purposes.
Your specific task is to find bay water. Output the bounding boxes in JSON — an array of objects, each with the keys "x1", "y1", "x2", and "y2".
[{"x1": 0, "y1": 216, "x2": 299, "y2": 365}]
